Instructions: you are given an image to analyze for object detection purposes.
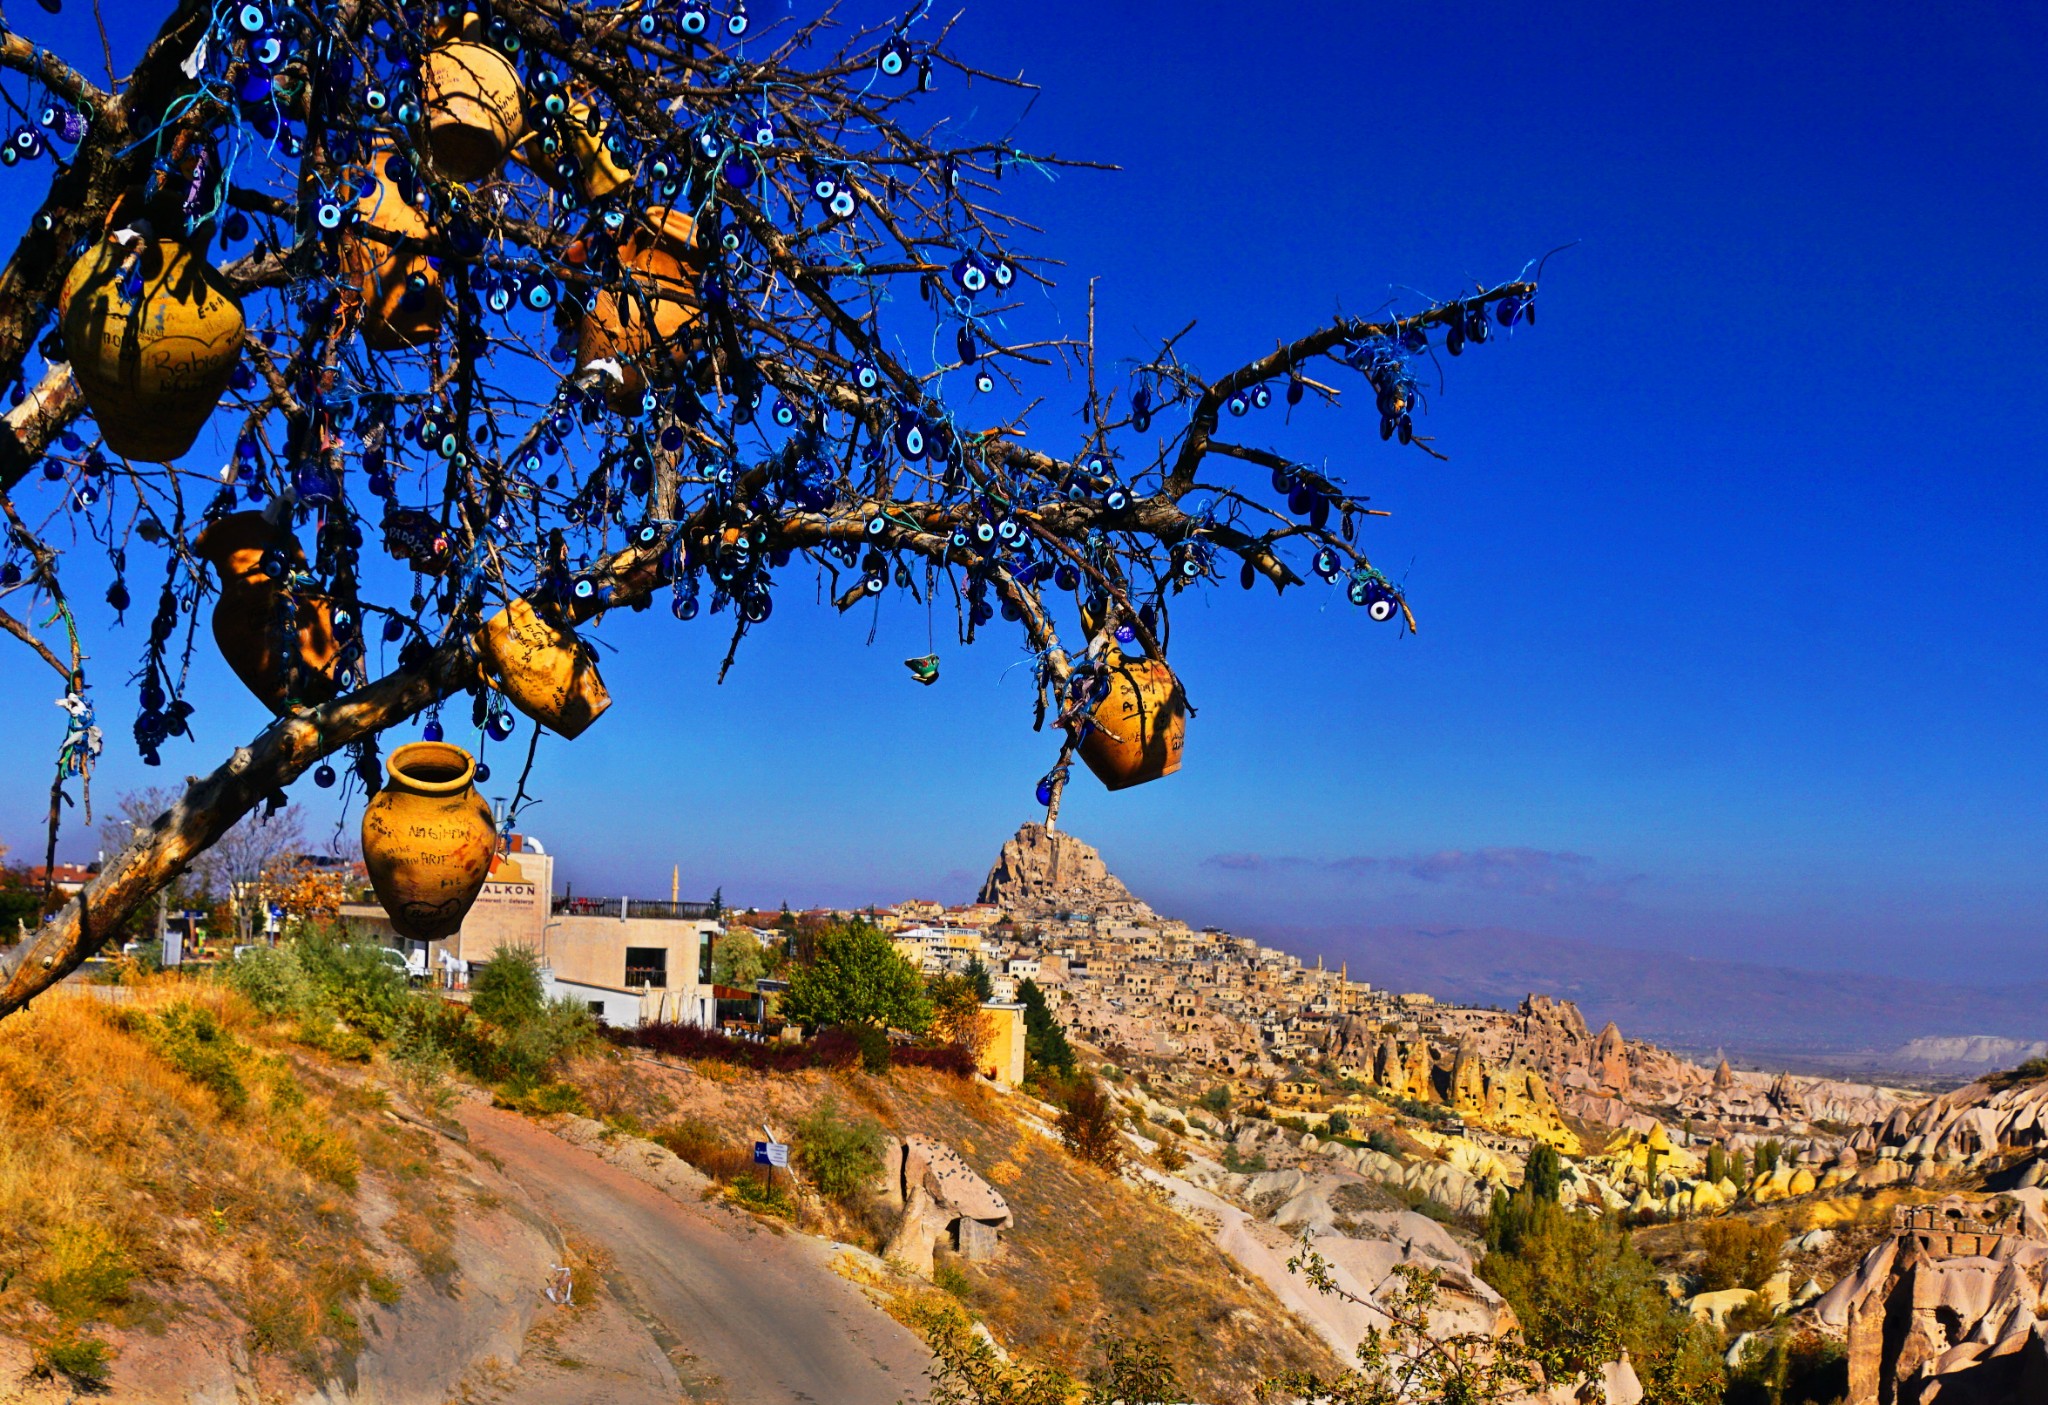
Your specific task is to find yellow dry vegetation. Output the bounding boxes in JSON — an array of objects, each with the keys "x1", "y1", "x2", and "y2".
[
  {"x1": 0, "y1": 979, "x2": 455, "y2": 1383},
  {"x1": 579, "y1": 1056, "x2": 1336, "y2": 1403}
]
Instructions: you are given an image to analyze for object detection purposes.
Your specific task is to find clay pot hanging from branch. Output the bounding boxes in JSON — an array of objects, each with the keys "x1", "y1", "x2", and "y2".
[
  {"x1": 1076, "y1": 648, "x2": 1187, "y2": 790},
  {"x1": 59, "y1": 235, "x2": 244, "y2": 462},
  {"x1": 191, "y1": 511, "x2": 342, "y2": 714},
  {"x1": 421, "y1": 19, "x2": 526, "y2": 182},
  {"x1": 340, "y1": 148, "x2": 446, "y2": 351},
  {"x1": 576, "y1": 207, "x2": 699, "y2": 412},
  {"x1": 513, "y1": 90, "x2": 634, "y2": 204},
  {"x1": 475, "y1": 596, "x2": 612, "y2": 739},
  {"x1": 361, "y1": 742, "x2": 497, "y2": 942}
]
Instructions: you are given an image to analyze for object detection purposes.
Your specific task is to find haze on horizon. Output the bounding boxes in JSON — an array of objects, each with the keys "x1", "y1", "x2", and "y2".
[{"x1": 2, "y1": 0, "x2": 2041, "y2": 989}]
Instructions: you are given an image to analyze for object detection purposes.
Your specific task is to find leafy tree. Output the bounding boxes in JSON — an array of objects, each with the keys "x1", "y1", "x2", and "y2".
[
  {"x1": 1756, "y1": 1139, "x2": 1783, "y2": 1178},
  {"x1": 1016, "y1": 978, "x2": 1074, "y2": 1078},
  {"x1": 711, "y1": 927, "x2": 766, "y2": 990},
  {"x1": 1481, "y1": 1191, "x2": 1723, "y2": 1405},
  {"x1": 782, "y1": 919, "x2": 930, "y2": 1034},
  {"x1": 1706, "y1": 1143, "x2": 1731, "y2": 1185},
  {"x1": 1199, "y1": 1083, "x2": 1234, "y2": 1117},
  {"x1": 0, "y1": 0, "x2": 1546, "y2": 1027},
  {"x1": 928, "y1": 971, "x2": 993, "y2": 1064},
  {"x1": 1525, "y1": 1142, "x2": 1564, "y2": 1203},
  {"x1": 1698, "y1": 1218, "x2": 1785, "y2": 1292},
  {"x1": 1324, "y1": 1110, "x2": 1350, "y2": 1137},
  {"x1": 1055, "y1": 1075, "x2": 1124, "y2": 1171},
  {"x1": 962, "y1": 956, "x2": 994, "y2": 1002}
]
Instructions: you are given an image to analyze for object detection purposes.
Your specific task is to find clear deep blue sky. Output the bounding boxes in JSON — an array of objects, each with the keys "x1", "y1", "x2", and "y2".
[{"x1": 3, "y1": 1, "x2": 2043, "y2": 982}]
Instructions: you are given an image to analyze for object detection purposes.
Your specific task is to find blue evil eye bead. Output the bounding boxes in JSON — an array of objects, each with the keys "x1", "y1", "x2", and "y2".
[
  {"x1": 422, "y1": 718, "x2": 444, "y2": 742},
  {"x1": 750, "y1": 118, "x2": 774, "y2": 147},
  {"x1": 1227, "y1": 392, "x2": 1248, "y2": 417},
  {"x1": 1114, "y1": 623, "x2": 1137, "y2": 645},
  {"x1": 523, "y1": 278, "x2": 556, "y2": 310},
  {"x1": 950, "y1": 256, "x2": 987, "y2": 295},
  {"x1": 1313, "y1": 547, "x2": 1340, "y2": 580},
  {"x1": 316, "y1": 200, "x2": 345, "y2": 229},
  {"x1": 1287, "y1": 374, "x2": 1306, "y2": 406},
  {"x1": 865, "y1": 514, "x2": 888, "y2": 537},
  {"x1": 1130, "y1": 386, "x2": 1152, "y2": 432},
  {"x1": 238, "y1": 3, "x2": 266, "y2": 31},
  {"x1": 1082, "y1": 452, "x2": 1108, "y2": 476},
  {"x1": 1104, "y1": 487, "x2": 1130, "y2": 512},
  {"x1": 721, "y1": 149, "x2": 757, "y2": 188},
  {"x1": 726, "y1": 4, "x2": 749, "y2": 36},
  {"x1": 879, "y1": 37, "x2": 909, "y2": 76},
  {"x1": 854, "y1": 359, "x2": 879, "y2": 391},
  {"x1": 313, "y1": 763, "x2": 337, "y2": 788},
  {"x1": 1053, "y1": 563, "x2": 1079, "y2": 591},
  {"x1": 974, "y1": 370, "x2": 994, "y2": 394},
  {"x1": 949, "y1": 527, "x2": 970, "y2": 550},
  {"x1": 955, "y1": 326, "x2": 977, "y2": 364},
  {"x1": 487, "y1": 711, "x2": 515, "y2": 741},
  {"x1": 742, "y1": 592, "x2": 772, "y2": 623},
  {"x1": 771, "y1": 397, "x2": 799, "y2": 428},
  {"x1": 812, "y1": 174, "x2": 837, "y2": 203},
  {"x1": 1251, "y1": 383, "x2": 1272, "y2": 410},
  {"x1": 72, "y1": 484, "x2": 99, "y2": 509},
  {"x1": 973, "y1": 520, "x2": 996, "y2": 545},
  {"x1": 828, "y1": 188, "x2": 857, "y2": 219},
  {"x1": 365, "y1": 85, "x2": 387, "y2": 112},
  {"x1": 1036, "y1": 779, "x2": 1054, "y2": 807},
  {"x1": 636, "y1": 8, "x2": 660, "y2": 35},
  {"x1": 679, "y1": 0, "x2": 708, "y2": 35},
  {"x1": 1347, "y1": 574, "x2": 1373, "y2": 606},
  {"x1": 253, "y1": 33, "x2": 286, "y2": 66},
  {"x1": 995, "y1": 518, "x2": 1021, "y2": 544},
  {"x1": 1497, "y1": 294, "x2": 1524, "y2": 326},
  {"x1": 991, "y1": 258, "x2": 1015, "y2": 289},
  {"x1": 673, "y1": 593, "x2": 698, "y2": 621},
  {"x1": 475, "y1": 762, "x2": 492, "y2": 783},
  {"x1": 381, "y1": 617, "x2": 404, "y2": 642},
  {"x1": 895, "y1": 417, "x2": 925, "y2": 459},
  {"x1": 1368, "y1": 590, "x2": 1399, "y2": 623},
  {"x1": 864, "y1": 572, "x2": 886, "y2": 594},
  {"x1": 487, "y1": 283, "x2": 515, "y2": 313}
]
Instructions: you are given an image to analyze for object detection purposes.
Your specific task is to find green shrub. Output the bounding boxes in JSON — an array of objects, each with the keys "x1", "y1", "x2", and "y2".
[
  {"x1": 471, "y1": 946, "x2": 547, "y2": 1028},
  {"x1": 31, "y1": 1329, "x2": 114, "y2": 1387},
  {"x1": 1366, "y1": 1129, "x2": 1400, "y2": 1156},
  {"x1": 219, "y1": 942, "x2": 314, "y2": 1017},
  {"x1": 294, "y1": 932, "x2": 408, "y2": 1039},
  {"x1": 293, "y1": 1016, "x2": 375, "y2": 1061},
  {"x1": 727, "y1": 1170, "x2": 796, "y2": 1219},
  {"x1": 1199, "y1": 1084, "x2": 1232, "y2": 1116},
  {"x1": 1324, "y1": 1110, "x2": 1350, "y2": 1136},
  {"x1": 144, "y1": 1002, "x2": 249, "y2": 1116},
  {"x1": 500, "y1": 1080, "x2": 590, "y2": 1117},
  {"x1": 493, "y1": 997, "x2": 597, "y2": 1082},
  {"x1": 1698, "y1": 1218, "x2": 1785, "y2": 1292},
  {"x1": 836, "y1": 1022, "x2": 890, "y2": 1075},
  {"x1": 933, "y1": 1258, "x2": 973, "y2": 1299},
  {"x1": 35, "y1": 1224, "x2": 133, "y2": 1320},
  {"x1": 795, "y1": 1097, "x2": 886, "y2": 1201},
  {"x1": 1221, "y1": 1144, "x2": 1267, "y2": 1174}
]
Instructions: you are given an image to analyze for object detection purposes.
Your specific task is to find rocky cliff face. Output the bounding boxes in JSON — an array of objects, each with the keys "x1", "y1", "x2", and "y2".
[{"x1": 977, "y1": 822, "x2": 1156, "y2": 922}]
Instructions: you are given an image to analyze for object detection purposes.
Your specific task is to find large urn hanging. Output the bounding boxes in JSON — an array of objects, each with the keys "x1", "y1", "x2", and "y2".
[
  {"x1": 577, "y1": 207, "x2": 699, "y2": 412},
  {"x1": 1077, "y1": 649, "x2": 1187, "y2": 791},
  {"x1": 341, "y1": 148, "x2": 445, "y2": 351},
  {"x1": 421, "y1": 22, "x2": 526, "y2": 182},
  {"x1": 514, "y1": 91, "x2": 634, "y2": 204},
  {"x1": 60, "y1": 236, "x2": 244, "y2": 461},
  {"x1": 191, "y1": 511, "x2": 341, "y2": 713},
  {"x1": 361, "y1": 742, "x2": 496, "y2": 942},
  {"x1": 475, "y1": 596, "x2": 612, "y2": 739}
]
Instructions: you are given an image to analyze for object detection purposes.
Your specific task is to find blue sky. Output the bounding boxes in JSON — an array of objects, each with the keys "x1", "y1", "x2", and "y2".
[{"x1": 2, "y1": 0, "x2": 2043, "y2": 983}]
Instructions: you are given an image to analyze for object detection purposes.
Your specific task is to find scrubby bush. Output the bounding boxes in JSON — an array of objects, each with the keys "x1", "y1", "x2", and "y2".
[
  {"x1": 142, "y1": 1002, "x2": 249, "y2": 1116},
  {"x1": 294, "y1": 933, "x2": 408, "y2": 1040},
  {"x1": 470, "y1": 945, "x2": 547, "y2": 1028},
  {"x1": 30, "y1": 1330, "x2": 114, "y2": 1388},
  {"x1": 1324, "y1": 1110, "x2": 1350, "y2": 1136},
  {"x1": 795, "y1": 1098, "x2": 886, "y2": 1201},
  {"x1": 1723, "y1": 1327, "x2": 1848, "y2": 1405},
  {"x1": 891, "y1": 1042, "x2": 976, "y2": 1076},
  {"x1": 219, "y1": 942, "x2": 314, "y2": 1017},
  {"x1": 1056, "y1": 1077, "x2": 1124, "y2": 1171},
  {"x1": 1367, "y1": 1129, "x2": 1401, "y2": 1156},
  {"x1": 1199, "y1": 1084, "x2": 1232, "y2": 1116},
  {"x1": 1699, "y1": 1218, "x2": 1785, "y2": 1292}
]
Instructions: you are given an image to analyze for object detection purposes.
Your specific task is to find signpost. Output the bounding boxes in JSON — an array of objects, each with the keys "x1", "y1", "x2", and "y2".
[{"x1": 756, "y1": 1123, "x2": 799, "y2": 1223}]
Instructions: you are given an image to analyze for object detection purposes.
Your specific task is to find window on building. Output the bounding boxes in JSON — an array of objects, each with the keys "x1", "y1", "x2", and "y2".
[
  {"x1": 587, "y1": 1000, "x2": 606, "y2": 1019},
  {"x1": 624, "y1": 947, "x2": 668, "y2": 988},
  {"x1": 699, "y1": 931, "x2": 714, "y2": 983}
]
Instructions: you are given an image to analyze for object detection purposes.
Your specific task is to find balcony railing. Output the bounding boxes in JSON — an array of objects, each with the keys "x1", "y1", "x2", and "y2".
[{"x1": 551, "y1": 897, "x2": 719, "y2": 921}]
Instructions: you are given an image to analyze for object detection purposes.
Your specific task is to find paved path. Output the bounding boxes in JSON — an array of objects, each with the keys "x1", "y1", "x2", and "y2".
[{"x1": 460, "y1": 1102, "x2": 930, "y2": 1405}]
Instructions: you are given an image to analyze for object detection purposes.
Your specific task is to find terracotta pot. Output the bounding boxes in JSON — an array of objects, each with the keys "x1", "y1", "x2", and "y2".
[
  {"x1": 475, "y1": 596, "x2": 611, "y2": 738},
  {"x1": 576, "y1": 207, "x2": 698, "y2": 411},
  {"x1": 422, "y1": 38, "x2": 525, "y2": 181},
  {"x1": 191, "y1": 511, "x2": 340, "y2": 713},
  {"x1": 514, "y1": 93, "x2": 634, "y2": 203},
  {"x1": 341, "y1": 149, "x2": 445, "y2": 351},
  {"x1": 362, "y1": 742, "x2": 497, "y2": 942},
  {"x1": 60, "y1": 237, "x2": 244, "y2": 461},
  {"x1": 1077, "y1": 649, "x2": 1186, "y2": 791}
]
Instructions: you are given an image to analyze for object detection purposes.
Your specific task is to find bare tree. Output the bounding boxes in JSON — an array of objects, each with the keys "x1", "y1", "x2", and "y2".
[{"x1": 0, "y1": 0, "x2": 1546, "y2": 1020}]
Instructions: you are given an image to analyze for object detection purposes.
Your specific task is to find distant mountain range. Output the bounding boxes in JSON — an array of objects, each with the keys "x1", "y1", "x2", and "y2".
[{"x1": 1239, "y1": 923, "x2": 2046, "y2": 1068}]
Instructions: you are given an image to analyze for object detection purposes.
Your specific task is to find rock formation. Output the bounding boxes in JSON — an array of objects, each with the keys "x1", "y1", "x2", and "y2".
[
  {"x1": 1856, "y1": 1072, "x2": 2048, "y2": 1168},
  {"x1": 1813, "y1": 1195, "x2": 2048, "y2": 1405},
  {"x1": 977, "y1": 822, "x2": 1155, "y2": 922},
  {"x1": 879, "y1": 1133, "x2": 1013, "y2": 1275}
]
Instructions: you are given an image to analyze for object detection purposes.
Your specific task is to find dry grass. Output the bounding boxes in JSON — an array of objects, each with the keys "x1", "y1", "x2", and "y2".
[
  {"x1": 575, "y1": 1053, "x2": 1337, "y2": 1402},
  {"x1": 0, "y1": 978, "x2": 458, "y2": 1382}
]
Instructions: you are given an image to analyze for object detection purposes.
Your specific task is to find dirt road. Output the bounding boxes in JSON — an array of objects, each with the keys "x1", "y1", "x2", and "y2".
[{"x1": 460, "y1": 1102, "x2": 931, "y2": 1405}]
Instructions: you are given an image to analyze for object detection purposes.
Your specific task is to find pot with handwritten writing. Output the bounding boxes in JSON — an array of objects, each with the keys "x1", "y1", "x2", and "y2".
[
  {"x1": 1077, "y1": 648, "x2": 1187, "y2": 791},
  {"x1": 361, "y1": 742, "x2": 496, "y2": 942},
  {"x1": 576, "y1": 207, "x2": 699, "y2": 412},
  {"x1": 59, "y1": 236, "x2": 244, "y2": 461},
  {"x1": 475, "y1": 596, "x2": 612, "y2": 739}
]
